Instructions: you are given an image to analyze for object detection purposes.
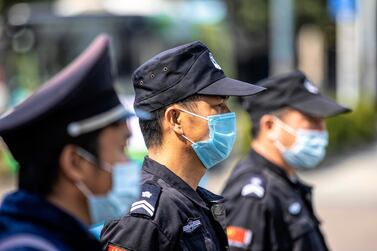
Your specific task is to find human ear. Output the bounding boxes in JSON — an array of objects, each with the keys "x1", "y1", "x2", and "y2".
[
  {"x1": 165, "y1": 106, "x2": 184, "y2": 135},
  {"x1": 260, "y1": 115, "x2": 278, "y2": 141},
  {"x1": 59, "y1": 145, "x2": 86, "y2": 183}
]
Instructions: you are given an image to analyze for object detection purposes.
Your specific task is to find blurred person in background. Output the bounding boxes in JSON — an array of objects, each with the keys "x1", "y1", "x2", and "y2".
[
  {"x1": 222, "y1": 71, "x2": 350, "y2": 251},
  {"x1": 100, "y1": 41, "x2": 265, "y2": 251},
  {"x1": 0, "y1": 35, "x2": 138, "y2": 250}
]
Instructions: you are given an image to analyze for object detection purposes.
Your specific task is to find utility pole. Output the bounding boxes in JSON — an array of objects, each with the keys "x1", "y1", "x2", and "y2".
[
  {"x1": 269, "y1": 0, "x2": 294, "y2": 75},
  {"x1": 331, "y1": 0, "x2": 359, "y2": 107},
  {"x1": 358, "y1": 0, "x2": 376, "y2": 105}
]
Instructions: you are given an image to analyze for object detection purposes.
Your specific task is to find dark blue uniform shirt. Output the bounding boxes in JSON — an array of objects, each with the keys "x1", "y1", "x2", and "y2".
[
  {"x1": 0, "y1": 190, "x2": 102, "y2": 251},
  {"x1": 222, "y1": 150, "x2": 329, "y2": 251},
  {"x1": 101, "y1": 156, "x2": 229, "y2": 251}
]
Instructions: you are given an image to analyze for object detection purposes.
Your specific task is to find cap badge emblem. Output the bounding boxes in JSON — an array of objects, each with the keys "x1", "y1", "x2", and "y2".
[
  {"x1": 304, "y1": 80, "x2": 319, "y2": 94},
  {"x1": 209, "y1": 52, "x2": 222, "y2": 70}
]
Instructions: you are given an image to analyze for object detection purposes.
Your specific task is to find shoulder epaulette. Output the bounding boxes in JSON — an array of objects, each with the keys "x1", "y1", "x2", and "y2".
[
  {"x1": 241, "y1": 173, "x2": 266, "y2": 199},
  {"x1": 129, "y1": 182, "x2": 161, "y2": 218}
]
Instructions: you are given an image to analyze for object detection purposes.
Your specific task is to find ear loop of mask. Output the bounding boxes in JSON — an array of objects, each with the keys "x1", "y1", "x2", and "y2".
[
  {"x1": 178, "y1": 108, "x2": 209, "y2": 121},
  {"x1": 181, "y1": 134, "x2": 195, "y2": 144},
  {"x1": 177, "y1": 108, "x2": 209, "y2": 145},
  {"x1": 75, "y1": 146, "x2": 112, "y2": 197},
  {"x1": 269, "y1": 116, "x2": 297, "y2": 153},
  {"x1": 76, "y1": 180, "x2": 94, "y2": 197},
  {"x1": 272, "y1": 116, "x2": 297, "y2": 135},
  {"x1": 75, "y1": 146, "x2": 112, "y2": 173}
]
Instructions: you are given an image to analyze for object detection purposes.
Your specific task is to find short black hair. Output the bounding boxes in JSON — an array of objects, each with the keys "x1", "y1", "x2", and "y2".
[
  {"x1": 18, "y1": 122, "x2": 121, "y2": 196},
  {"x1": 139, "y1": 95, "x2": 201, "y2": 149},
  {"x1": 251, "y1": 108, "x2": 289, "y2": 138}
]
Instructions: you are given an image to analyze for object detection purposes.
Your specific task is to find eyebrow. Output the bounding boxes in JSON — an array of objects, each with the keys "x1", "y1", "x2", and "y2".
[
  {"x1": 217, "y1": 95, "x2": 229, "y2": 100},
  {"x1": 213, "y1": 96, "x2": 228, "y2": 103}
]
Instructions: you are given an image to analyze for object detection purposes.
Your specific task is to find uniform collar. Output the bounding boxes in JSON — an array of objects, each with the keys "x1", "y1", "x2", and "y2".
[
  {"x1": 249, "y1": 149, "x2": 313, "y2": 191},
  {"x1": 249, "y1": 149, "x2": 288, "y2": 178},
  {"x1": 0, "y1": 190, "x2": 99, "y2": 247},
  {"x1": 143, "y1": 156, "x2": 223, "y2": 209}
]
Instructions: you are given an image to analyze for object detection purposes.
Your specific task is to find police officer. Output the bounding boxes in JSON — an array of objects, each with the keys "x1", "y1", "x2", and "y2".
[
  {"x1": 222, "y1": 71, "x2": 351, "y2": 251},
  {"x1": 100, "y1": 41, "x2": 266, "y2": 251},
  {"x1": 0, "y1": 35, "x2": 136, "y2": 250}
]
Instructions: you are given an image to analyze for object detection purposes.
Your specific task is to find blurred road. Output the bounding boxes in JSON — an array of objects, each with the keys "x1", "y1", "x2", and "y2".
[
  {"x1": 0, "y1": 142, "x2": 376, "y2": 251},
  {"x1": 207, "y1": 142, "x2": 377, "y2": 251},
  {"x1": 298, "y1": 145, "x2": 377, "y2": 251}
]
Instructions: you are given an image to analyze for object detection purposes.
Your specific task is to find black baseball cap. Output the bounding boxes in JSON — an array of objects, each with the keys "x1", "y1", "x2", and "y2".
[
  {"x1": 0, "y1": 34, "x2": 133, "y2": 165},
  {"x1": 242, "y1": 71, "x2": 351, "y2": 123},
  {"x1": 132, "y1": 41, "x2": 266, "y2": 117}
]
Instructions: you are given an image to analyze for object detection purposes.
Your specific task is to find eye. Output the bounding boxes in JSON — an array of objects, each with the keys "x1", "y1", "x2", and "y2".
[
  {"x1": 219, "y1": 103, "x2": 228, "y2": 108},
  {"x1": 215, "y1": 103, "x2": 228, "y2": 113}
]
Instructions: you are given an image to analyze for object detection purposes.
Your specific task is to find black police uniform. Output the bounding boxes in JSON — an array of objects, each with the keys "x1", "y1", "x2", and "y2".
[
  {"x1": 100, "y1": 41, "x2": 265, "y2": 251},
  {"x1": 0, "y1": 191, "x2": 101, "y2": 251},
  {"x1": 0, "y1": 35, "x2": 132, "y2": 250},
  {"x1": 221, "y1": 71, "x2": 350, "y2": 251},
  {"x1": 101, "y1": 157, "x2": 229, "y2": 251},
  {"x1": 222, "y1": 150, "x2": 329, "y2": 251}
]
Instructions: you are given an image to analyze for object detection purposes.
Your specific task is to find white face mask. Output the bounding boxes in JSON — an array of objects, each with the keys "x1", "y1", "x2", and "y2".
[{"x1": 270, "y1": 117, "x2": 329, "y2": 169}]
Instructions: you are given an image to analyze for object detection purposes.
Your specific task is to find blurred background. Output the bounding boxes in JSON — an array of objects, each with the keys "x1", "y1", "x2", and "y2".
[{"x1": 0, "y1": 0, "x2": 376, "y2": 250}]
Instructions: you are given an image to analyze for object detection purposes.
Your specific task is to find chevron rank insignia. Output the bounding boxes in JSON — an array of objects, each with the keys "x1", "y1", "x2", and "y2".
[
  {"x1": 130, "y1": 182, "x2": 161, "y2": 218},
  {"x1": 241, "y1": 174, "x2": 266, "y2": 199}
]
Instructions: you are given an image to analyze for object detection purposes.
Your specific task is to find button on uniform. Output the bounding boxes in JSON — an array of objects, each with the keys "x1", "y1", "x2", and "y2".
[
  {"x1": 222, "y1": 150, "x2": 329, "y2": 251},
  {"x1": 222, "y1": 71, "x2": 350, "y2": 251},
  {"x1": 101, "y1": 157, "x2": 229, "y2": 251},
  {"x1": 100, "y1": 40, "x2": 265, "y2": 251}
]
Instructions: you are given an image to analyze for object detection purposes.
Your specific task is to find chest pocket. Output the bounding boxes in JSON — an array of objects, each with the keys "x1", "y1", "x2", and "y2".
[
  {"x1": 180, "y1": 219, "x2": 217, "y2": 251},
  {"x1": 287, "y1": 216, "x2": 329, "y2": 251},
  {"x1": 283, "y1": 198, "x2": 317, "y2": 241},
  {"x1": 285, "y1": 201, "x2": 317, "y2": 241},
  {"x1": 180, "y1": 227, "x2": 206, "y2": 251},
  {"x1": 288, "y1": 216, "x2": 316, "y2": 240}
]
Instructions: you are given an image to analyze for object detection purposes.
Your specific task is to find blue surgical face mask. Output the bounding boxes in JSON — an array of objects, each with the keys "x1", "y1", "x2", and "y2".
[
  {"x1": 75, "y1": 148, "x2": 141, "y2": 227},
  {"x1": 87, "y1": 162, "x2": 141, "y2": 240},
  {"x1": 179, "y1": 109, "x2": 237, "y2": 169},
  {"x1": 272, "y1": 117, "x2": 329, "y2": 169}
]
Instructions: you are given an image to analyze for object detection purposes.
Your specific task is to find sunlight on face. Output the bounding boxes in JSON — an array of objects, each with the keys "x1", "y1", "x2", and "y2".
[{"x1": 178, "y1": 95, "x2": 230, "y2": 142}]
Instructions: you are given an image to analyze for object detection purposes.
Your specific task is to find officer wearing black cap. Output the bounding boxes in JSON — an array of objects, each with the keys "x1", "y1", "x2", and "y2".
[
  {"x1": 222, "y1": 71, "x2": 351, "y2": 251},
  {"x1": 0, "y1": 35, "x2": 134, "y2": 250},
  {"x1": 100, "y1": 41, "x2": 265, "y2": 251}
]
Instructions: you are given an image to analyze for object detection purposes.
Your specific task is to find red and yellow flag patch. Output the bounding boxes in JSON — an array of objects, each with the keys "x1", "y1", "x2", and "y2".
[
  {"x1": 226, "y1": 226, "x2": 253, "y2": 248},
  {"x1": 107, "y1": 243, "x2": 127, "y2": 251}
]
